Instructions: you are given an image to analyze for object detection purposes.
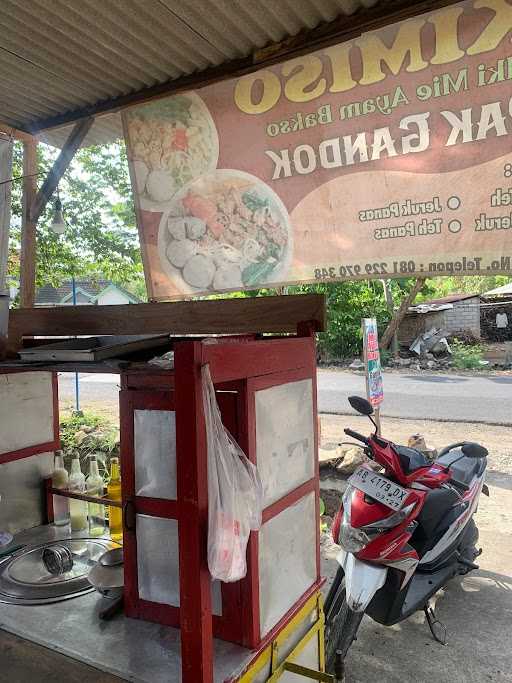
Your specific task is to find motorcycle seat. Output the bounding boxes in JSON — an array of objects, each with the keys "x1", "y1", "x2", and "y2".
[
  {"x1": 393, "y1": 445, "x2": 430, "y2": 474},
  {"x1": 436, "y1": 450, "x2": 485, "y2": 487}
]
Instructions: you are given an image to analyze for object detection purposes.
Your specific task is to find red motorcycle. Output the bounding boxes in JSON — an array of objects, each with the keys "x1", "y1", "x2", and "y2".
[{"x1": 325, "y1": 396, "x2": 488, "y2": 672}]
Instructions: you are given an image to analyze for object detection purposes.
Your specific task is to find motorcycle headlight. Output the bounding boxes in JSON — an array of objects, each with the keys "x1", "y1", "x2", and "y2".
[
  {"x1": 362, "y1": 503, "x2": 416, "y2": 531},
  {"x1": 339, "y1": 519, "x2": 372, "y2": 553},
  {"x1": 338, "y1": 487, "x2": 372, "y2": 553}
]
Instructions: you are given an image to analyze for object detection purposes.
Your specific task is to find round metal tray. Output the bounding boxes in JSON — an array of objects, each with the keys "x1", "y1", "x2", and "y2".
[{"x1": 0, "y1": 538, "x2": 114, "y2": 605}]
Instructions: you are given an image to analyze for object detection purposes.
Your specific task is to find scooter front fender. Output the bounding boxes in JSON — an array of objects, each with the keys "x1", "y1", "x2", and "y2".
[{"x1": 337, "y1": 550, "x2": 387, "y2": 612}]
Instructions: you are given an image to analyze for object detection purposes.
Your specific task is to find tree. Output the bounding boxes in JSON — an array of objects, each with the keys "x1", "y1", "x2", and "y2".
[
  {"x1": 418, "y1": 275, "x2": 512, "y2": 299},
  {"x1": 290, "y1": 279, "x2": 425, "y2": 358},
  {"x1": 8, "y1": 140, "x2": 145, "y2": 296}
]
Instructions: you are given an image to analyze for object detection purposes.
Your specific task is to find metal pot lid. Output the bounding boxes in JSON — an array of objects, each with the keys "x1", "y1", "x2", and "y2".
[{"x1": 0, "y1": 538, "x2": 113, "y2": 605}]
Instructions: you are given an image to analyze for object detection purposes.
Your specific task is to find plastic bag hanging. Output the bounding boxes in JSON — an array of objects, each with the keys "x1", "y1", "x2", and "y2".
[{"x1": 202, "y1": 364, "x2": 263, "y2": 582}]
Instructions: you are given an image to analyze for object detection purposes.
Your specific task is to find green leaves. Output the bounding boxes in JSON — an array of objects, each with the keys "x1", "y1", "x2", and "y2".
[
  {"x1": 8, "y1": 140, "x2": 144, "y2": 296},
  {"x1": 289, "y1": 279, "x2": 423, "y2": 359}
]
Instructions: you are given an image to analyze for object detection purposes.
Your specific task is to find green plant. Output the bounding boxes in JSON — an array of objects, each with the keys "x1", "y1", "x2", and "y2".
[
  {"x1": 60, "y1": 411, "x2": 119, "y2": 481},
  {"x1": 451, "y1": 339, "x2": 484, "y2": 370},
  {"x1": 319, "y1": 498, "x2": 328, "y2": 532},
  {"x1": 379, "y1": 348, "x2": 392, "y2": 367},
  {"x1": 8, "y1": 140, "x2": 144, "y2": 292}
]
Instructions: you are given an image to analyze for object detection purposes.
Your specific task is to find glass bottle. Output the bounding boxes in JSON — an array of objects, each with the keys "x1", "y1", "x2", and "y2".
[
  {"x1": 107, "y1": 457, "x2": 123, "y2": 543},
  {"x1": 52, "y1": 450, "x2": 70, "y2": 527},
  {"x1": 69, "y1": 455, "x2": 87, "y2": 532},
  {"x1": 86, "y1": 455, "x2": 105, "y2": 537}
]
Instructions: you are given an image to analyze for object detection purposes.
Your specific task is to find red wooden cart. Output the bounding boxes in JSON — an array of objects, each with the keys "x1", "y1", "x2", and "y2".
[{"x1": 1, "y1": 295, "x2": 328, "y2": 682}]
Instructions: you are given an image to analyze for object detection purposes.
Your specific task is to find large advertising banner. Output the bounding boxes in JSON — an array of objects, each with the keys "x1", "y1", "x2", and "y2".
[{"x1": 123, "y1": 0, "x2": 512, "y2": 299}]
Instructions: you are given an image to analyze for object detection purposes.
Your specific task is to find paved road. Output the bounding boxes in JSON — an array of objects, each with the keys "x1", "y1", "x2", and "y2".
[
  {"x1": 318, "y1": 369, "x2": 512, "y2": 425},
  {"x1": 58, "y1": 368, "x2": 512, "y2": 425}
]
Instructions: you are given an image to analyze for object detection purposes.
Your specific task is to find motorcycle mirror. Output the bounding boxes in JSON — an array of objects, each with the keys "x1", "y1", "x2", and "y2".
[
  {"x1": 461, "y1": 442, "x2": 488, "y2": 459},
  {"x1": 348, "y1": 395, "x2": 374, "y2": 416}
]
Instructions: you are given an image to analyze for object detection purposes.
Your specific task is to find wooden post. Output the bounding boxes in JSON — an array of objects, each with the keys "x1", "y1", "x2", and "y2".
[
  {"x1": 19, "y1": 138, "x2": 38, "y2": 308},
  {"x1": 175, "y1": 341, "x2": 213, "y2": 683},
  {"x1": 0, "y1": 136, "x2": 13, "y2": 293},
  {"x1": 380, "y1": 278, "x2": 426, "y2": 350},
  {"x1": 0, "y1": 137, "x2": 13, "y2": 359}
]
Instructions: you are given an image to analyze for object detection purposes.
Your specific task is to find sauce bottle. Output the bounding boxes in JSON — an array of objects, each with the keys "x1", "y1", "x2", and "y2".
[
  {"x1": 86, "y1": 455, "x2": 105, "y2": 537},
  {"x1": 69, "y1": 455, "x2": 87, "y2": 532},
  {"x1": 52, "y1": 450, "x2": 70, "y2": 527},
  {"x1": 107, "y1": 457, "x2": 123, "y2": 543}
]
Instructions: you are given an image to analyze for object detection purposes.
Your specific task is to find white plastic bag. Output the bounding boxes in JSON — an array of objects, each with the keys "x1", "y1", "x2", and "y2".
[{"x1": 202, "y1": 364, "x2": 263, "y2": 582}]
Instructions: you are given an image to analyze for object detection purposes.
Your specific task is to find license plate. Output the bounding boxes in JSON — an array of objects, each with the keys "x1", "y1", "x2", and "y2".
[{"x1": 348, "y1": 467, "x2": 408, "y2": 510}]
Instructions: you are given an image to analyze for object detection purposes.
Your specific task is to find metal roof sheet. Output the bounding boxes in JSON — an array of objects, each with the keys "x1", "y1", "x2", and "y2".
[
  {"x1": 0, "y1": 0, "x2": 383, "y2": 148},
  {"x1": 483, "y1": 282, "x2": 512, "y2": 297}
]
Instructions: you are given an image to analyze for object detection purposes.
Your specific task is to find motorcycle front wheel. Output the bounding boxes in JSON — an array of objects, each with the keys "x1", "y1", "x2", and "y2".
[{"x1": 324, "y1": 567, "x2": 364, "y2": 673}]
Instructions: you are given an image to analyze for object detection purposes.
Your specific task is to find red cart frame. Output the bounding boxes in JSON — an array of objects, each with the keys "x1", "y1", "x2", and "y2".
[{"x1": 120, "y1": 328, "x2": 320, "y2": 683}]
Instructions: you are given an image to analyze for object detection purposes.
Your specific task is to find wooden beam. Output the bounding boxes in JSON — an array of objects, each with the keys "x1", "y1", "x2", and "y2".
[
  {"x1": 30, "y1": 117, "x2": 94, "y2": 224},
  {"x1": 380, "y1": 279, "x2": 426, "y2": 350},
  {"x1": 0, "y1": 137, "x2": 13, "y2": 293},
  {"x1": 19, "y1": 138, "x2": 38, "y2": 308},
  {"x1": 29, "y1": 0, "x2": 461, "y2": 133},
  {"x1": 8, "y1": 294, "x2": 326, "y2": 348},
  {"x1": 0, "y1": 121, "x2": 34, "y2": 145}
]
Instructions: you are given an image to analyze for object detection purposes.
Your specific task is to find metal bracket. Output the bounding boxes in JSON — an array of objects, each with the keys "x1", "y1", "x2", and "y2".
[{"x1": 282, "y1": 662, "x2": 335, "y2": 682}]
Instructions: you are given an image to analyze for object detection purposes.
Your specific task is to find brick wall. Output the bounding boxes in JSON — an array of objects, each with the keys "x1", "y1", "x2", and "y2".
[
  {"x1": 398, "y1": 297, "x2": 481, "y2": 345},
  {"x1": 444, "y1": 297, "x2": 481, "y2": 338}
]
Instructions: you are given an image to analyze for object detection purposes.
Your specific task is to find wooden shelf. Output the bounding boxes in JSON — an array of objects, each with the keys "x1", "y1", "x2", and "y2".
[{"x1": 49, "y1": 486, "x2": 122, "y2": 508}]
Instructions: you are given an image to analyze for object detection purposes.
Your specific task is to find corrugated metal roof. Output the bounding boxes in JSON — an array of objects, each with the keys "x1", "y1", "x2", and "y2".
[
  {"x1": 483, "y1": 283, "x2": 512, "y2": 297},
  {"x1": 36, "y1": 112, "x2": 124, "y2": 149},
  {"x1": 0, "y1": 0, "x2": 383, "y2": 148},
  {"x1": 417, "y1": 294, "x2": 480, "y2": 306}
]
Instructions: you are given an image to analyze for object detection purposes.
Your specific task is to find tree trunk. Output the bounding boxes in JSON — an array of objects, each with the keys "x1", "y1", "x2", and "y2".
[
  {"x1": 380, "y1": 278, "x2": 425, "y2": 350},
  {"x1": 381, "y1": 279, "x2": 399, "y2": 357}
]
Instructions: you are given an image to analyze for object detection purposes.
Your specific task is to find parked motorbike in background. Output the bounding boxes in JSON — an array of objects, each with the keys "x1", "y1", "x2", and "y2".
[{"x1": 325, "y1": 396, "x2": 489, "y2": 673}]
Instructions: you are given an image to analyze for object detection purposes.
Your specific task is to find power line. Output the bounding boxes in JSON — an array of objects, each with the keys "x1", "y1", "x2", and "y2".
[{"x1": 0, "y1": 171, "x2": 45, "y2": 187}]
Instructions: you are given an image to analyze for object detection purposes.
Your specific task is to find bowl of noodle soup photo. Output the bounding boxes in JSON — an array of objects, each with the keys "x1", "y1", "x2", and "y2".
[{"x1": 158, "y1": 170, "x2": 292, "y2": 294}]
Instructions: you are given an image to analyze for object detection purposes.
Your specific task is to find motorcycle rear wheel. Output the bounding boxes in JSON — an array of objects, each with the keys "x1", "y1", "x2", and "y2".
[{"x1": 325, "y1": 567, "x2": 364, "y2": 673}]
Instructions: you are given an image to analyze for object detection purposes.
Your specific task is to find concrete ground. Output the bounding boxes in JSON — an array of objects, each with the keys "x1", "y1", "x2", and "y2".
[
  {"x1": 320, "y1": 414, "x2": 512, "y2": 683},
  {"x1": 0, "y1": 630, "x2": 120, "y2": 682}
]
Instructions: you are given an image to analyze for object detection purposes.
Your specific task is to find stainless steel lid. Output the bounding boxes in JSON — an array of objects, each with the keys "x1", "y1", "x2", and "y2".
[{"x1": 0, "y1": 538, "x2": 114, "y2": 605}]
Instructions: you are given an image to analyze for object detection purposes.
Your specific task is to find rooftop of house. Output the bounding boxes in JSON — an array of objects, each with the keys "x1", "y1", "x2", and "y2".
[
  {"x1": 418, "y1": 293, "x2": 480, "y2": 307},
  {"x1": 483, "y1": 282, "x2": 512, "y2": 297},
  {"x1": 35, "y1": 279, "x2": 140, "y2": 305}
]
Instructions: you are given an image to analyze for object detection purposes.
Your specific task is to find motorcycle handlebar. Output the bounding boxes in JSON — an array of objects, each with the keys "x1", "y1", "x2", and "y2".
[{"x1": 343, "y1": 428, "x2": 369, "y2": 445}]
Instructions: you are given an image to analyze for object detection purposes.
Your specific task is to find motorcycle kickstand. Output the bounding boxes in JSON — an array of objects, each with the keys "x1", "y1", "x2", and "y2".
[{"x1": 424, "y1": 604, "x2": 447, "y2": 645}]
